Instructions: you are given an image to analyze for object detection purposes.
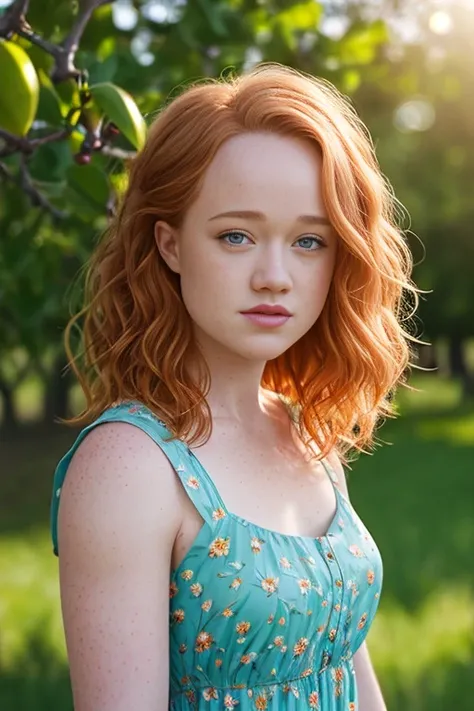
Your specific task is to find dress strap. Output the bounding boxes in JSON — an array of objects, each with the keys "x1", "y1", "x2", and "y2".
[
  {"x1": 50, "y1": 400, "x2": 228, "y2": 556},
  {"x1": 320, "y1": 454, "x2": 341, "y2": 489}
]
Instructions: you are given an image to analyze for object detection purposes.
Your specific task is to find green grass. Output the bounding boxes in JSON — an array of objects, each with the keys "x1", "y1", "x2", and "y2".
[{"x1": 0, "y1": 374, "x2": 473, "y2": 710}]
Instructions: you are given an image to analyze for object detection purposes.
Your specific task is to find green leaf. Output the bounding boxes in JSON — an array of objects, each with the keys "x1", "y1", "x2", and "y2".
[
  {"x1": 197, "y1": 0, "x2": 227, "y2": 37},
  {"x1": 89, "y1": 82, "x2": 147, "y2": 150},
  {"x1": 0, "y1": 40, "x2": 39, "y2": 136},
  {"x1": 66, "y1": 162, "x2": 110, "y2": 208},
  {"x1": 275, "y1": 1, "x2": 323, "y2": 32},
  {"x1": 36, "y1": 84, "x2": 64, "y2": 126},
  {"x1": 338, "y1": 20, "x2": 388, "y2": 66}
]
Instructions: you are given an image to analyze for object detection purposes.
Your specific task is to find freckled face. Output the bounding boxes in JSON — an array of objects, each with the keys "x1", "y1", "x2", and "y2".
[{"x1": 160, "y1": 132, "x2": 337, "y2": 362}]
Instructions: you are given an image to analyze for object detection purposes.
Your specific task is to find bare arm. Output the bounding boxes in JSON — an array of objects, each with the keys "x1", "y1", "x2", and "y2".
[
  {"x1": 57, "y1": 422, "x2": 182, "y2": 711},
  {"x1": 327, "y1": 451, "x2": 387, "y2": 711}
]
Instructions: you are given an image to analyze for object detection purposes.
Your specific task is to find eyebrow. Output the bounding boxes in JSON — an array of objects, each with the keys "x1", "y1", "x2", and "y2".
[{"x1": 208, "y1": 210, "x2": 331, "y2": 226}]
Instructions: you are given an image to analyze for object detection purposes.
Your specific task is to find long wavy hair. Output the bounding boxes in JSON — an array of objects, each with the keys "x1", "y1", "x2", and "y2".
[{"x1": 63, "y1": 63, "x2": 421, "y2": 463}]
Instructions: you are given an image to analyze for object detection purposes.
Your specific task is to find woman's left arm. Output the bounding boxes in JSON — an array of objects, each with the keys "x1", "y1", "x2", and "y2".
[
  {"x1": 353, "y1": 641, "x2": 387, "y2": 711},
  {"x1": 327, "y1": 451, "x2": 387, "y2": 711}
]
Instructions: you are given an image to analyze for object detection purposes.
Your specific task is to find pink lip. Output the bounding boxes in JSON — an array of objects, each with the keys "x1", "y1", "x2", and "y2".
[
  {"x1": 241, "y1": 304, "x2": 292, "y2": 316},
  {"x1": 241, "y1": 313, "x2": 291, "y2": 328}
]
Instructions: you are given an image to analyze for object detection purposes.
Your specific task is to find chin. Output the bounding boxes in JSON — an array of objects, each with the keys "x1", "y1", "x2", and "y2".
[{"x1": 230, "y1": 340, "x2": 295, "y2": 363}]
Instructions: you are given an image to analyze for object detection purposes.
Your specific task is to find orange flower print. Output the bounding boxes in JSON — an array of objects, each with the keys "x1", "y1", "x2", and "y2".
[
  {"x1": 236, "y1": 621, "x2": 251, "y2": 635},
  {"x1": 203, "y1": 688, "x2": 218, "y2": 701},
  {"x1": 261, "y1": 576, "x2": 279, "y2": 594},
  {"x1": 169, "y1": 581, "x2": 178, "y2": 598},
  {"x1": 349, "y1": 704, "x2": 357, "y2": 710},
  {"x1": 181, "y1": 569, "x2": 193, "y2": 581},
  {"x1": 309, "y1": 690, "x2": 319, "y2": 708},
  {"x1": 190, "y1": 582, "x2": 203, "y2": 597},
  {"x1": 222, "y1": 607, "x2": 234, "y2": 617},
  {"x1": 250, "y1": 536, "x2": 264, "y2": 553},
  {"x1": 186, "y1": 476, "x2": 200, "y2": 490},
  {"x1": 335, "y1": 578, "x2": 343, "y2": 588},
  {"x1": 274, "y1": 635, "x2": 284, "y2": 647},
  {"x1": 367, "y1": 570, "x2": 375, "y2": 585},
  {"x1": 224, "y1": 694, "x2": 239, "y2": 708},
  {"x1": 301, "y1": 668, "x2": 313, "y2": 677},
  {"x1": 358, "y1": 613, "x2": 368, "y2": 630},
  {"x1": 195, "y1": 631, "x2": 214, "y2": 653},
  {"x1": 240, "y1": 652, "x2": 257, "y2": 665},
  {"x1": 201, "y1": 599, "x2": 213, "y2": 612},
  {"x1": 212, "y1": 507, "x2": 226, "y2": 520},
  {"x1": 332, "y1": 667, "x2": 344, "y2": 683},
  {"x1": 185, "y1": 690, "x2": 196, "y2": 704},
  {"x1": 230, "y1": 577, "x2": 242, "y2": 590},
  {"x1": 215, "y1": 658, "x2": 223, "y2": 668},
  {"x1": 298, "y1": 578, "x2": 312, "y2": 595},
  {"x1": 171, "y1": 609, "x2": 185, "y2": 623},
  {"x1": 255, "y1": 695, "x2": 268, "y2": 710},
  {"x1": 326, "y1": 551, "x2": 335, "y2": 561},
  {"x1": 278, "y1": 616, "x2": 286, "y2": 626},
  {"x1": 328, "y1": 628, "x2": 337, "y2": 642},
  {"x1": 335, "y1": 683, "x2": 343, "y2": 698},
  {"x1": 209, "y1": 536, "x2": 230, "y2": 558},
  {"x1": 293, "y1": 637, "x2": 309, "y2": 656},
  {"x1": 179, "y1": 643, "x2": 187, "y2": 654},
  {"x1": 349, "y1": 544, "x2": 364, "y2": 558},
  {"x1": 280, "y1": 556, "x2": 291, "y2": 569}
]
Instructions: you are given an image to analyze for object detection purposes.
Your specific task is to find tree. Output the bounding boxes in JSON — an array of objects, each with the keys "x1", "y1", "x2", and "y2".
[{"x1": 0, "y1": 0, "x2": 472, "y2": 426}]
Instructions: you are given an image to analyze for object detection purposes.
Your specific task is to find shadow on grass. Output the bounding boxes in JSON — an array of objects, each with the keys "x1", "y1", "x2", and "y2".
[
  {"x1": 0, "y1": 423, "x2": 80, "y2": 535},
  {"x1": 383, "y1": 655, "x2": 474, "y2": 711},
  {"x1": 0, "y1": 626, "x2": 72, "y2": 711},
  {"x1": 348, "y1": 412, "x2": 474, "y2": 611}
]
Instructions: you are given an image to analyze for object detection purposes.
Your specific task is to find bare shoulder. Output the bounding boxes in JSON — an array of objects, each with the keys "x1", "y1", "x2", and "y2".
[
  {"x1": 58, "y1": 420, "x2": 183, "y2": 559},
  {"x1": 56, "y1": 421, "x2": 182, "y2": 710}
]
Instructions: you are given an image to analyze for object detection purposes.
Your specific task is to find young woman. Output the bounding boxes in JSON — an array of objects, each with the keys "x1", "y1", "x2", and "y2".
[{"x1": 51, "y1": 63, "x2": 419, "y2": 710}]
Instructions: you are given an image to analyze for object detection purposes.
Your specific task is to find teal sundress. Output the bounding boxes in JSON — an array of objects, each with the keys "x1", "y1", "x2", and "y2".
[{"x1": 51, "y1": 400, "x2": 383, "y2": 710}]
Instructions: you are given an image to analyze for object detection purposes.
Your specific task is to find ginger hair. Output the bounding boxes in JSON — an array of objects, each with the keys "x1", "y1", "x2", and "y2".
[{"x1": 63, "y1": 63, "x2": 421, "y2": 463}]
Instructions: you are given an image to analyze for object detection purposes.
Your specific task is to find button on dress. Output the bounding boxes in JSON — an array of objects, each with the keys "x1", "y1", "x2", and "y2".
[{"x1": 51, "y1": 401, "x2": 383, "y2": 710}]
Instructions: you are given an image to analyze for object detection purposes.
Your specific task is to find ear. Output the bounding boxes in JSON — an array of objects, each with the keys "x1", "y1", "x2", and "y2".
[{"x1": 154, "y1": 221, "x2": 181, "y2": 274}]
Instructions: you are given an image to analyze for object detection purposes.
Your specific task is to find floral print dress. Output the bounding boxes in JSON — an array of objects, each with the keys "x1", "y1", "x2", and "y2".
[{"x1": 51, "y1": 401, "x2": 383, "y2": 710}]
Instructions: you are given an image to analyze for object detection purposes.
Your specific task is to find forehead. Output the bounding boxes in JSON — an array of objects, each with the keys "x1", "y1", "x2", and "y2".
[{"x1": 193, "y1": 132, "x2": 327, "y2": 218}]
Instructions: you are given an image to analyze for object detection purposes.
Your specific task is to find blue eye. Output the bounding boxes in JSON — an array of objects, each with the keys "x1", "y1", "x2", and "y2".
[
  {"x1": 218, "y1": 231, "x2": 251, "y2": 246},
  {"x1": 296, "y1": 236, "x2": 325, "y2": 250}
]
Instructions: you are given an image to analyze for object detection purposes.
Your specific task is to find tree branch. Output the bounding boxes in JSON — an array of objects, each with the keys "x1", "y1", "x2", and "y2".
[
  {"x1": 0, "y1": 0, "x2": 113, "y2": 82},
  {"x1": 0, "y1": 126, "x2": 70, "y2": 156},
  {"x1": 100, "y1": 144, "x2": 136, "y2": 161},
  {"x1": 52, "y1": 0, "x2": 113, "y2": 82},
  {"x1": 0, "y1": 157, "x2": 67, "y2": 220},
  {"x1": 0, "y1": 0, "x2": 30, "y2": 39},
  {"x1": 18, "y1": 158, "x2": 68, "y2": 220}
]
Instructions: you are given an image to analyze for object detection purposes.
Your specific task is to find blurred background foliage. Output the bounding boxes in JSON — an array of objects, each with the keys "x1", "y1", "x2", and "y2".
[{"x1": 0, "y1": 1, "x2": 473, "y2": 710}]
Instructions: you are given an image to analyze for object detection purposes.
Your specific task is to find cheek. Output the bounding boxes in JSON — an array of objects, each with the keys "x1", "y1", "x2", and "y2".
[{"x1": 179, "y1": 250, "x2": 235, "y2": 314}]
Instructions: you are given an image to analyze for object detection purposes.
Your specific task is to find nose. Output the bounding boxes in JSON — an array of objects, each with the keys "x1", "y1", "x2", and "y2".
[{"x1": 250, "y1": 244, "x2": 292, "y2": 293}]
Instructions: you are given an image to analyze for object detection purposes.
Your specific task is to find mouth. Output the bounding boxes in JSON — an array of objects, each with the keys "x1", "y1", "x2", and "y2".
[{"x1": 240, "y1": 305, "x2": 292, "y2": 317}]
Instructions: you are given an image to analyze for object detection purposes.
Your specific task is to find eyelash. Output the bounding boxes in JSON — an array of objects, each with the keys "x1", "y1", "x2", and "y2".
[{"x1": 218, "y1": 231, "x2": 326, "y2": 250}]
